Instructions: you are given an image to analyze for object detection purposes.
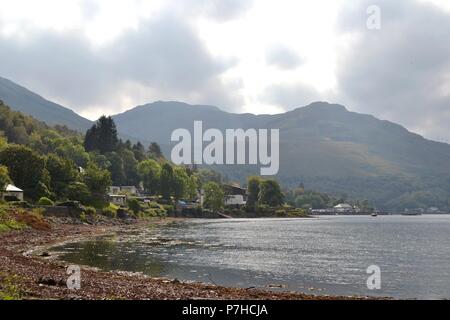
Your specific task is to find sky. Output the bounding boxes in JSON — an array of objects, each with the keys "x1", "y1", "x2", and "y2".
[{"x1": 1, "y1": 0, "x2": 450, "y2": 142}]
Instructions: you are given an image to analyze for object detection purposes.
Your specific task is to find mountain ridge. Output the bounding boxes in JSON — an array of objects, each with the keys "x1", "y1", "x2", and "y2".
[
  {"x1": 2, "y1": 77, "x2": 450, "y2": 209},
  {"x1": 0, "y1": 76, "x2": 93, "y2": 132}
]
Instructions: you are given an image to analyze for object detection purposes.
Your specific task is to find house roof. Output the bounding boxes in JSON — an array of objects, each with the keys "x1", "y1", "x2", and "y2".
[
  {"x1": 5, "y1": 184, "x2": 23, "y2": 192},
  {"x1": 334, "y1": 203, "x2": 352, "y2": 209}
]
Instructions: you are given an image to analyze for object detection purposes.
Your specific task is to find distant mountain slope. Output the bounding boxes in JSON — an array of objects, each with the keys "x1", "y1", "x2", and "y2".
[
  {"x1": 0, "y1": 76, "x2": 92, "y2": 132},
  {"x1": 113, "y1": 101, "x2": 450, "y2": 209}
]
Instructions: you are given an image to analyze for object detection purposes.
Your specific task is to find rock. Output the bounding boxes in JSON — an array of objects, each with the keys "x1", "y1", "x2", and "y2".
[{"x1": 37, "y1": 277, "x2": 66, "y2": 287}]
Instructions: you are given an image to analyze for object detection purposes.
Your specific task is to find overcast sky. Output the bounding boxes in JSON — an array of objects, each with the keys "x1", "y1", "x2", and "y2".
[{"x1": 1, "y1": 0, "x2": 450, "y2": 142}]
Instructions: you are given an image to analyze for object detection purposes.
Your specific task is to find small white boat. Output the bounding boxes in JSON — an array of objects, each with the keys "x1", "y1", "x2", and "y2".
[{"x1": 371, "y1": 213, "x2": 378, "y2": 217}]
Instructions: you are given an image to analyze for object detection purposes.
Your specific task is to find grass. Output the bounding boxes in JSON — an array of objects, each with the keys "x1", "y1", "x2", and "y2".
[
  {"x1": 0, "y1": 205, "x2": 50, "y2": 232},
  {"x1": 0, "y1": 273, "x2": 24, "y2": 300}
]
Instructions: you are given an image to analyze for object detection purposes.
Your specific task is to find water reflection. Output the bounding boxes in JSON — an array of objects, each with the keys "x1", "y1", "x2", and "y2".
[{"x1": 50, "y1": 216, "x2": 450, "y2": 299}]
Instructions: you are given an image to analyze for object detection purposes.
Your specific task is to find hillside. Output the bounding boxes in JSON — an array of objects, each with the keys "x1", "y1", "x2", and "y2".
[
  {"x1": 113, "y1": 101, "x2": 450, "y2": 209},
  {"x1": 0, "y1": 76, "x2": 93, "y2": 132}
]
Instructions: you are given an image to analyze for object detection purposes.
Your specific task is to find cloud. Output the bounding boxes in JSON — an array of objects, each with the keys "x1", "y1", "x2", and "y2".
[
  {"x1": 202, "y1": 0, "x2": 254, "y2": 22},
  {"x1": 265, "y1": 44, "x2": 303, "y2": 70},
  {"x1": 0, "y1": 8, "x2": 243, "y2": 117},
  {"x1": 261, "y1": 82, "x2": 322, "y2": 110},
  {"x1": 336, "y1": 0, "x2": 450, "y2": 142}
]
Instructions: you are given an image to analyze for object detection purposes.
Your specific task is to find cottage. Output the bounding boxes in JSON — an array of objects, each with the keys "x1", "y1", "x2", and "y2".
[
  {"x1": 223, "y1": 184, "x2": 247, "y2": 207},
  {"x1": 333, "y1": 203, "x2": 354, "y2": 213},
  {"x1": 109, "y1": 194, "x2": 127, "y2": 206},
  {"x1": 1, "y1": 184, "x2": 24, "y2": 201},
  {"x1": 120, "y1": 186, "x2": 138, "y2": 195},
  {"x1": 108, "y1": 186, "x2": 138, "y2": 196}
]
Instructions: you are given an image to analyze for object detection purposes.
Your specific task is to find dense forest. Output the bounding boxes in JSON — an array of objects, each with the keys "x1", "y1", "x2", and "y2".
[{"x1": 0, "y1": 100, "x2": 294, "y2": 215}]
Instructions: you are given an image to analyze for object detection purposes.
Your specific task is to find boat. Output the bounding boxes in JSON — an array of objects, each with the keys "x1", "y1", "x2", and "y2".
[{"x1": 371, "y1": 212, "x2": 378, "y2": 217}]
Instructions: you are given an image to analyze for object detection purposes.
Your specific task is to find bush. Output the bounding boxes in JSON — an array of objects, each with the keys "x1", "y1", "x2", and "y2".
[
  {"x1": 102, "y1": 205, "x2": 117, "y2": 218},
  {"x1": 127, "y1": 198, "x2": 141, "y2": 215},
  {"x1": 8, "y1": 201, "x2": 32, "y2": 209},
  {"x1": 37, "y1": 197, "x2": 54, "y2": 206},
  {"x1": 79, "y1": 212, "x2": 87, "y2": 222},
  {"x1": 83, "y1": 206, "x2": 97, "y2": 216},
  {"x1": 256, "y1": 204, "x2": 270, "y2": 214},
  {"x1": 143, "y1": 205, "x2": 167, "y2": 218},
  {"x1": 162, "y1": 204, "x2": 174, "y2": 214},
  {"x1": 56, "y1": 201, "x2": 82, "y2": 209},
  {"x1": 148, "y1": 201, "x2": 160, "y2": 209}
]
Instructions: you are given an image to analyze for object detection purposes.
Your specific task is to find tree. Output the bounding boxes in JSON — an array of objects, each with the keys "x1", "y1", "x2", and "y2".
[
  {"x1": 84, "y1": 116, "x2": 118, "y2": 154},
  {"x1": 173, "y1": 166, "x2": 190, "y2": 200},
  {"x1": 148, "y1": 142, "x2": 163, "y2": 159},
  {"x1": 0, "y1": 165, "x2": 11, "y2": 189},
  {"x1": 120, "y1": 149, "x2": 140, "y2": 186},
  {"x1": 0, "y1": 144, "x2": 48, "y2": 200},
  {"x1": 46, "y1": 154, "x2": 77, "y2": 199},
  {"x1": 194, "y1": 169, "x2": 222, "y2": 186},
  {"x1": 0, "y1": 133, "x2": 7, "y2": 150},
  {"x1": 259, "y1": 179, "x2": 283, "y2": 207},
  {"x1": 128, "y1": 198, "x2": 141, "y2": 215},
  {"x1": 137, "y1": 159, "x2": 161, "y2": 195},
  {"x1": 132, "y1": 142, "x2": 146, "y2": 162},
  {"x1": 83, "y1": 163, "x2": 112, "y2": 207},
  {"x1": 106, "y1": 152, "x2": 126, "y2": 185},
  {"x1": 247, "y1": 176, "x2": 261, "y2": 209},
  {"x1": 203, "y1": 182, "x2": 224, "y2": 212},
  {"x1": 160, "y1": 163, "x2": 175, "y2": 200},
  {"x1": 67, "y1": 182, "x2": 91, "y2": 204}
]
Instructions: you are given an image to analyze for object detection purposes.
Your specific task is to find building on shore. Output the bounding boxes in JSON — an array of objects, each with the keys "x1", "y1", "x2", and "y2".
[
  {"x1": 333, "y1": 203, "x2": 357, "y2": 214},
  {"x1": 108, "y1": 186, "x2": 139, "y2": 196},
  {"x1": 1, "y1": 184, "x2": 24, "y2": 201},
  {"x1": 223, "y1": 184, "x2": 247, "y2": 207},
  {"x1": 109, "y1": 194, "x2": 127, "y2": 206}
]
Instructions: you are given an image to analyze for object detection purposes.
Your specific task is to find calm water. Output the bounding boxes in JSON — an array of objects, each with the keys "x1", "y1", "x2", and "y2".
[{"x1": 50, "y1": 215, "x2": 450, "y2": 299}]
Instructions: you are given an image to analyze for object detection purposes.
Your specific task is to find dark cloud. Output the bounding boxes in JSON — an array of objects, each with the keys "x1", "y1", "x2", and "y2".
[
  {"x1": 265, "y1": 44, "x2": 303, "y2": 70},
  {"x1": 0, "y1": 10, "x2": 242, "y2": 115},
  {"x1": 0, "y1": 29, "x2": 115, "y2": 108},
  {"x1": 336, "y1": 0, "x2": 450, "y2": 142}
]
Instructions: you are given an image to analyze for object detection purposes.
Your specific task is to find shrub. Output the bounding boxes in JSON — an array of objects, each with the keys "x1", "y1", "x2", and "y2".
[
  {"x1": 56, "y1": 201, "x2": 82, "y2": 209},
  {"x1": 37, "y1": 197, "x2": 54, "y2": 206},
  {"x1": 162, "y1": 204, "x2": 174, "y2": 214},
  {"x1": 8, "y1": 201, "x2": 32, "y2": 209},
  {"x1": 148, "y1": 201, "x2": 160, "y2": 209},
  {"x1": 102, "y1": 206, "x2": 117, "y2": 218},
  {"x1": 79, "y1": 212, "x2": 87, "y2": 222},
  {"x1": 83, "y1": 206, "x2": 97, "y2": 216},
  {"x1": 127, "y1": 198, "x2": 141, "y2": 215}
]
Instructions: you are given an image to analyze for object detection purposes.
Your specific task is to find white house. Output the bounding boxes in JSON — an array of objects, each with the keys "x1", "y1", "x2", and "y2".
[
  {"x1": 223, "y1": 184, "x2": 247, "y2": 207},
  {"x1": 121, "y1": 186, "x2": 138, "y2": 195},
  {"x1": 108, "y1": 186, "x2": 138, "y2": 196},
  {"x1": 109, "y1": 194, "x2": 127, "y2": 206},
  {"x1": 333, "y1": 203, "x2": 354, "y2": 213},
  {"x1": 1, "y1": 184, "x2": 24, "y2": 201}
]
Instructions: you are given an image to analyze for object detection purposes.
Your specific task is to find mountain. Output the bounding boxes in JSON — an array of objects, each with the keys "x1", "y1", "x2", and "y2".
[
  {"x1": 113, "y1": 101, "x2": 450, "y2": 209},
  {"x1": 0, "y1": 76, "x2": 92, "y2": 132}
]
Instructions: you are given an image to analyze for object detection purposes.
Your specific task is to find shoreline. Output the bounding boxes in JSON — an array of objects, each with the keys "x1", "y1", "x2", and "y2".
[{"x1": 0, "y1": 216, "x2": 385, "y2": 300}]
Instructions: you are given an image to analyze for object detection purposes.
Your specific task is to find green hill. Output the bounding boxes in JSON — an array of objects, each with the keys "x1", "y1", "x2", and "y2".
[
  {"x1": 113, "y1": 101, "x2": 450, "y2": 210},
  {"x1": 0, "y1": 76, "x2": 93, "y2": 132}
]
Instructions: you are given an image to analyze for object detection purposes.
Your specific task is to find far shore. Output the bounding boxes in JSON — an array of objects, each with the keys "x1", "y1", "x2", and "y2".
[{"x1": 0, "y1": 215, "x2": 387, "y2": 300}]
